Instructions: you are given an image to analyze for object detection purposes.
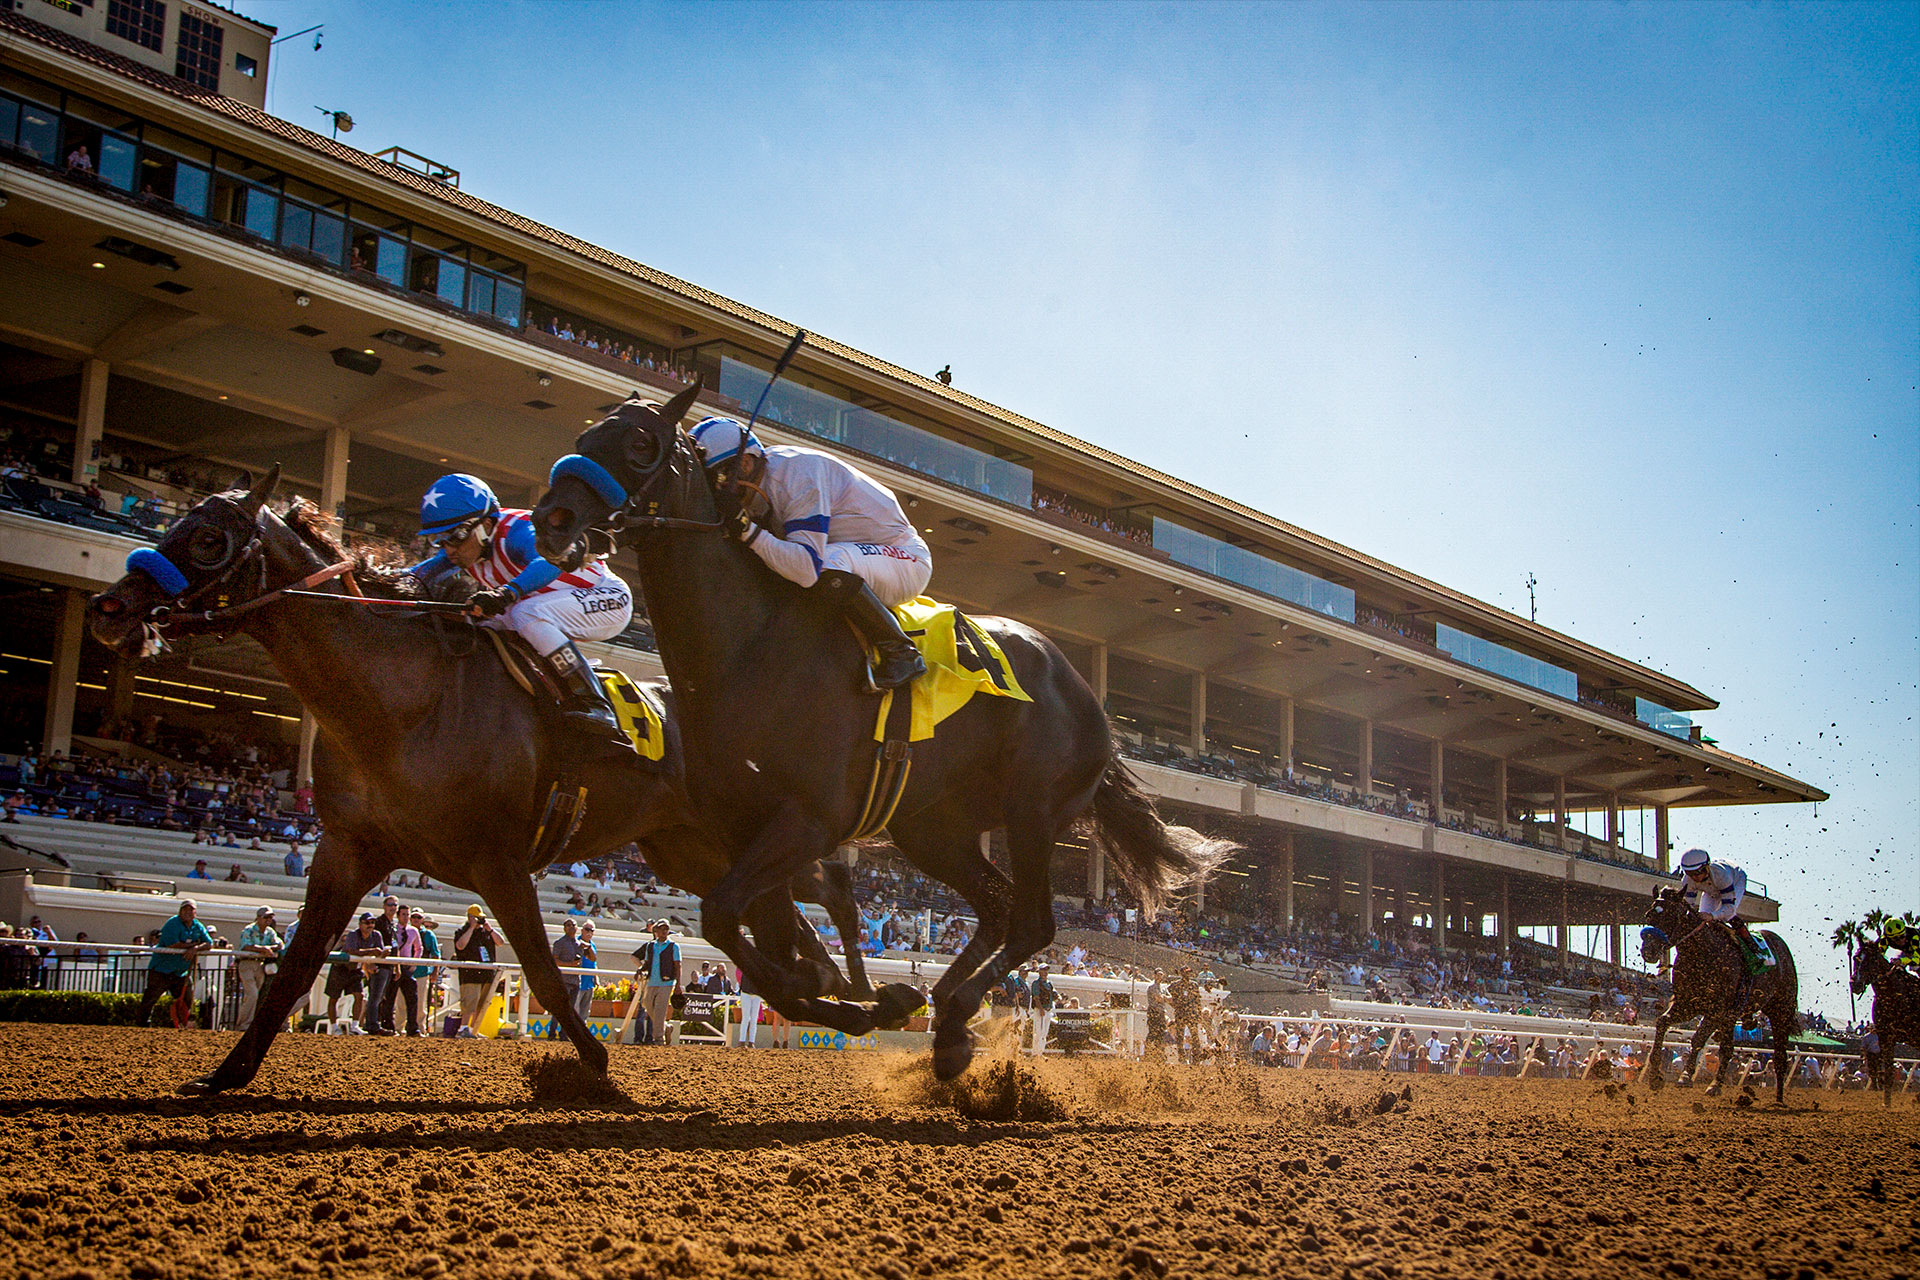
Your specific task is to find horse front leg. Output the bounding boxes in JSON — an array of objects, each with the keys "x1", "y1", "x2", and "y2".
[
  {"x1": 183, "y1": 833, "x2": 388, "y2": 1095},
  {"x1": 808, "y1": 859, "x2": 876, "y2": 1000},
  {"x1": 1705, "y1": 1020, "x2": 1736, "y2": 1096},
  {"x1": 703, "y1": 802, "x2": 879, "y2": 1037},
  {"x1": 1646, "y1": 1013, "x2": 1672, "y2": 1091},
  {"x1": 473, "y1": 861, "x2": 607, "y2": 1076},
  {"x1": 1679, "y1": 1020, "x2": 1713, "y2": 1087}
]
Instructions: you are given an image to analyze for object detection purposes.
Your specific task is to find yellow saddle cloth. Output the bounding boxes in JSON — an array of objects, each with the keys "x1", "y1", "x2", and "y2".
[
  {"x1": 595, "y1": 669, "x2": 668, "y2": 762},
  {"x1": 873, "y1": 598, "x2": 1031, "y2": 743}
]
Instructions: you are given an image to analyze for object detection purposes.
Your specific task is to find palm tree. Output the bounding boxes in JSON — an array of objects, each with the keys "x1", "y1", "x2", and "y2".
[{"x1": 1832, "y1": 918, "x2": 1871, "y2": 1025}]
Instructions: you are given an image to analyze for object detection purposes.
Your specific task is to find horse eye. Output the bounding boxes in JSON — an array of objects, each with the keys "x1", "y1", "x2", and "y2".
[{"x1": 188, "y1": 529, "x2": 228, "y2": 569}]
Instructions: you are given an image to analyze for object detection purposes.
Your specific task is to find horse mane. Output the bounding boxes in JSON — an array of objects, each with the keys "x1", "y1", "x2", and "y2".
[{"x1": 281, "y1": 499, "x2": 424, "y2": 601}]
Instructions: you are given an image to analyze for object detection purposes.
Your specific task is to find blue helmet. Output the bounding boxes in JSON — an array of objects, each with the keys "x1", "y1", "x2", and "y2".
[
  {"x1": 689, "y1": 416, "x2": 765, "y2": 470},
  {"x1": 419, "y1": 473, "x2": 499, "y2": 539}
]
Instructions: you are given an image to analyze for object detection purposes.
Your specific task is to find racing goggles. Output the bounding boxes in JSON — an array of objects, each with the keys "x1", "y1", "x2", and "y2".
[
  {"x1": 432, "y1": 517, "x2": 484, "y2": 549},
  {"x1": 1683, "y1": 865, "x2": 1711, "y2": 880}
]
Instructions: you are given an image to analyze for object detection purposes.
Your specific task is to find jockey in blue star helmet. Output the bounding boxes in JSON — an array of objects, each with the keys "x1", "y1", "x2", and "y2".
[{"x1": 410, "y1": 473, "x2": 635, "y2": 755}]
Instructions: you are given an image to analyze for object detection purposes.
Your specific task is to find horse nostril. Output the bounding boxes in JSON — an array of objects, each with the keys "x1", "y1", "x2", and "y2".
[
  {"x1": 546, "y1": 509, "x2": 572, "y2": 530},
  {"x1": 96, "y1": 597, "x2": 122, "y2": 617}
]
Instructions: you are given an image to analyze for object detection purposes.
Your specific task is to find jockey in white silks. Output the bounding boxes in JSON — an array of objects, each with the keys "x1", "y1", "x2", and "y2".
[
  {"x1": 689, "y1": 416, "x2": 931, "y2": 691},
  {"x1": 408, "y1": 472, "x2": 633, "y2": 753},
  {"x1": 1677, "y1": 847, "x2": 1774, "y2": 970}
]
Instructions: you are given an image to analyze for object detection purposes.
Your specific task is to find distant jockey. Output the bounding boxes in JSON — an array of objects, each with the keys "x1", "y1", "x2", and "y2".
[
  {"x1": 408, "y1": 473, "x2": 632, "y2": 754},
  {"x1": 1881, "y1": 917, "x2": 1916, "y2": 972},
  {"x1": 688, "y1": 416, "x2": 930, "y2": 691},
  {"x1": 1677, "y1": 847, "x2": 1774, "y2": 973}
]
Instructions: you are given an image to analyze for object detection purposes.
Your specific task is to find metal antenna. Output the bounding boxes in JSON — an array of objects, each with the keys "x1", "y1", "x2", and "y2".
[{"x1": 1525, "y1": 572, "x2": 1538, "y2": 622}]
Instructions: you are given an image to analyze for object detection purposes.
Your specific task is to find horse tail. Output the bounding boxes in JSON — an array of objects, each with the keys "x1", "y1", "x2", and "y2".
[
  {"x1": 1762, "y1": 930, "x2": 1801, "y2": 1036},
  {"x1": 1079, "y1": 756, "x2": 1235, "y2": 914}
]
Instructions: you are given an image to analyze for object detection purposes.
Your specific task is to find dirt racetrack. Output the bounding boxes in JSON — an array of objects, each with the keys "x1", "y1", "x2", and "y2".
[{"x1": 0, "y1": 1025, "x2": 1912, "y2": 1280}]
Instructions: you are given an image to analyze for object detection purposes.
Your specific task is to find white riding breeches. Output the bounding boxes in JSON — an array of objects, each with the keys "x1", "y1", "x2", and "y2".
[
  {"x1": 488, "y1": 569, "x2": 633, "y2": 657},
  {"x1": 822, "y1": 537, "x2": 933, "y2": 608}
]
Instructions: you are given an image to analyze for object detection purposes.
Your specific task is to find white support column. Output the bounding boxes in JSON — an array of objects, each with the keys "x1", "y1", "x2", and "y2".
[
  {"x1": 1190, "y1": 672, "x2": 1207, "y2": 754},
  {"x1": 1655, "y1": 804, "x2": 1671, "y2": 874},
  {"x1": 1281, "y1": 833, "x2": 1294, "y2": 929},
  {"x1": 41, "y1": 589, "x2": 86, "y2": 757},
  {"x1": 1430, "y1": 739, "x2": 1446, "y2": 814},
  {"x1": 1494, "y1": 758, "x2": 1509, "y2": 835},
  {"x1": 1606, "y1": 792, "x2": 1619, "y2": 848},
  {"x1": 1558, "y1": 882, "x2": 1571, "y2": 970},
  {"x1": 1089, "y1": 643, "x2": 1108, "y2": 708},
  {"x1": 1498, "y1": 876, "x2": 1512, "y2": 959},
  {"x1": 1277, "y1": 695, "x2": 1295, "y2": 774},
  {"x1": 74, "y1": 359, "x2": 108, "y2": 482},
  {"x1": 1358, "y1": 719, "x2": 1374, "y2": 796},
  {"x1": 1554, "y1": 775, "x2": 1569, "y2": 834},
  {"x1": 1089, "y1": 847, "x2": 1105, "y2": 901},
  {"x1": 322, "y1": 424, "x2": 351, "y2": 520},
  {"x1": 1608, "y1": 901, "x2": 1622, "y2": 967},
  {"x1": 1360, "y1": 848, "x2": 1375, "y2": 935},
  {"x1": 1430, "y1": 858, "x2": 1446, "y2": 952}
]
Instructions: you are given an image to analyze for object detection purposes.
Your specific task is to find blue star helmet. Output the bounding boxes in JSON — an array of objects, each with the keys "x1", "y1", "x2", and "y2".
[
  {"x1": 688, "y1": 416, "x2": 765, "y2": 470},
  {"x1": 419, "y1": 473, "x2": 499, "y2": 540}
]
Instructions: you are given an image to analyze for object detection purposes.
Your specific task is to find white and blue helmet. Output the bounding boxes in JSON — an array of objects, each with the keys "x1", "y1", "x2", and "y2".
[
  {"x1": 419, "y1": 473, "x2": 499, "y2": 540},
  {"x1": 689, "y1": 416, "x2": 765, "y2": 470}
]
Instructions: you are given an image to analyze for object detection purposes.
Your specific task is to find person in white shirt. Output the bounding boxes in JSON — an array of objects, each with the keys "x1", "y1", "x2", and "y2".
[
  {"x1": 234, "y1": 907, "x2": 282, "y2": 1032},
  {"x1": 1676, "y1": 848, "x2": 1774, "y2": 969},
  {"x1": 689, "y1": 417, "x2": 931, "y2": 690}
]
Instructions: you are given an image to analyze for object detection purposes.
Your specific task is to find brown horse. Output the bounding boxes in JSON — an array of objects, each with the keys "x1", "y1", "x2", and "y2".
[
  {"x1": 531, "y1": 385, "x2": 1231, "y2": 1078},
  {"x1": 85, "y1": 472, "x2": 866, "y2": 1093},
  {"x1": 1641, "y1": 887, "x2": 1799, "y2": 1103},
  {"x1": 1851, "y1": 946, "x2": 1918, "y2": 1106}
]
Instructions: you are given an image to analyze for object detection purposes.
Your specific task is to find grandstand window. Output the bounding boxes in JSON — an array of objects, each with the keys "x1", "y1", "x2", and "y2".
[
  {"x1": 235, "y1": 53, "x2": 258, "y2": 79},
  {"x1": 174, "y1": 12, "x2": 224, "y2": 90},
  {"x1": 104, "y1": 0, "x2": 167, "y2": 53}
]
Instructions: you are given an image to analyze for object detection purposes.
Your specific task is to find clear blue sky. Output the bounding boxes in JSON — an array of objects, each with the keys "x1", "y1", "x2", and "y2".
[{"x1": 254, "y1": 0, "x2": 1918, "y2": 1018}]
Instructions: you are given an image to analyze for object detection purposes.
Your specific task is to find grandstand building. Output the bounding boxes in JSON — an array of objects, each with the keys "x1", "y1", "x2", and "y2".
[{"x1": 0, "y1": 8, "x2": 1824, "y2": 970}]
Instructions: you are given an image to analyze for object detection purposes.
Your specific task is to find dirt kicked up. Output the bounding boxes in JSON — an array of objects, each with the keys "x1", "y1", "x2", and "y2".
[{"x1": 0, "y1": 1026, "x2": 1912, "y2": 1280}]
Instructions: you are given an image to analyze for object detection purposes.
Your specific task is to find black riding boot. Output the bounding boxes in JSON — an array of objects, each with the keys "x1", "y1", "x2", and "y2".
[
  {"x1": 817, "y1": 570, "x2": 926, "y2": 691},
  {"x1": 545, "y1": 641, "x2": 632, "y2": 752}
]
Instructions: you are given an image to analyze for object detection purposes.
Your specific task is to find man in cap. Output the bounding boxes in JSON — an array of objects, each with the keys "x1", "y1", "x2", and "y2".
[
  {"x1": 341, "y1": 912, "x2": 390, "y2": 1035},
  {"x1": 1028, "y1": 963, "x2": 1058, "y2": 1055},
  {"x1": 452, "y1": 905, "x2": 501, "y2": 1038},
  {"x1": 234, "y1": 906, "x2": 283, "y2": 1032},
  {"x1": 136, "y1": 900, "x2": 213, "y2": 1028},
  {"x1": 632, "y1": 920, "x2": 680, "y2": 1046}
]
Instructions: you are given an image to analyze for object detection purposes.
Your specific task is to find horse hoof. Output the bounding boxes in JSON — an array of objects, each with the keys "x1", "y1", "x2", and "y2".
[
  {"x1": 1646, "y1": 1074, "x2": 1665, "y2": 1093},
  {"x1": 1705, "y1": 1082, "x2": 1723, "y2": 1098},
  {"x1": 931, "y1": 1030, "x2": 975, "y2": 1081},
  {"x1": 178, "y1": 1075, "x2": 225, "y2": 1096},
  {"x1": 872, "y1": 983, "x2": 922, "y2": 1031}
]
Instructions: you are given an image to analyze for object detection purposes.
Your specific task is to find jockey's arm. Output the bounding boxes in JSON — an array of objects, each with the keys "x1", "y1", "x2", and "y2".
[
  {"x1": 742, "y1": 472, "x2": 832, "y2": 590},
  {"x1": 494, "y1": 518, "x2": 564, "y2": 600}
]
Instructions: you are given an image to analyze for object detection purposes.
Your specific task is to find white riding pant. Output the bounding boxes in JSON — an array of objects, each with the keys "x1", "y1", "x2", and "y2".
[
  {"x1": 823, "y1": 537, "x2": 932, "y2": 608},
  {"x1": 488, "y1": 568, "x2": 633, "y2": 657}
]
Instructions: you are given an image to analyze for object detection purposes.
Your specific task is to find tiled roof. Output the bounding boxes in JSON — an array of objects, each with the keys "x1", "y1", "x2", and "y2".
[{"x1": 0, "y1": 9, "x2": 1713, "y2": 709}]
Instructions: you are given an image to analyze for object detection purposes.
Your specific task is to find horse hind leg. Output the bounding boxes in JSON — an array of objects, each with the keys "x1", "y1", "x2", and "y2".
[
  {"x1": 888, "y1": 808, "x2": 1016, "y2": 1081},
  {"x1": 1679, "y1": 1022, "x2": 1712, "y2": 1087},
  {"x1": 801, "y1": 859, "x2": 874, "y2": 1000},
  {"x1": 1705, "y1": 1021, "x2": 1736, "y2": 1097}
]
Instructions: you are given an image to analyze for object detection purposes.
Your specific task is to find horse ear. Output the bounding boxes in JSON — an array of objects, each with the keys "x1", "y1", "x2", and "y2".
[
  {"x1": 242, "y1": 463, "x2": 282, "y2": 515},
  {"x1": 657, "y1": 379, "x2": 702, "y2": 428}
]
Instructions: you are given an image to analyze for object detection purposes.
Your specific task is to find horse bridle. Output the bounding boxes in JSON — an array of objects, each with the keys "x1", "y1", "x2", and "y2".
[
  {"x1": 549, "y1": 419, "x2": 726, "y2": 536},
  {"x1": 124, "y1": 497, "x2": 358, "y2": 636}
]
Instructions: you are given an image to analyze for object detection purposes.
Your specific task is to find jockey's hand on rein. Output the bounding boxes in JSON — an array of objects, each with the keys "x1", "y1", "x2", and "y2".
[
  {"x1": 468, "y1": 587, "x2": 517, "y2": 618},
  {"x1": 723, "y1": 504, "x2": 759, "y2": 545}
]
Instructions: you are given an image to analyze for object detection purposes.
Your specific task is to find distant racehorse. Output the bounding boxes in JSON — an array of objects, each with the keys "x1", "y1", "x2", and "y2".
[
  {"x1": 1641, "y1": 887, "x2": 1799, "y2": 1103},
  {"x1": 531, "y1": 384, "x2": 1230, "y2": 1078},
  {"x1": 86, "y1": 472, "x2": 866, "y2": 1093},
  {"x1": 1851, "y1": 946, "x2": 1918, "y2": 1107}
]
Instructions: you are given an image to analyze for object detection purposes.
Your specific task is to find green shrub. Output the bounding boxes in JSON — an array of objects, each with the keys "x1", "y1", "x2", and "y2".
[{"x1": 0, "y1": 990, "x2": 154, "y2": 1025}]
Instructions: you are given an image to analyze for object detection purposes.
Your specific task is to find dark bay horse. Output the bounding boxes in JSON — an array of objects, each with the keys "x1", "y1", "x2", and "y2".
[
  {"x1": 1641, "y1": 887, "x2": 1799, "y2": 1103},
  {"x1": 1851, "y1": 946, "x2": 1918, "y2": 1106},
  {"x1": 86, "y1": 472, "x2": 866, "y2": 1093},
  {"x1": 529, "y1": 384, "x2": 1230, "y2": 1079}
]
